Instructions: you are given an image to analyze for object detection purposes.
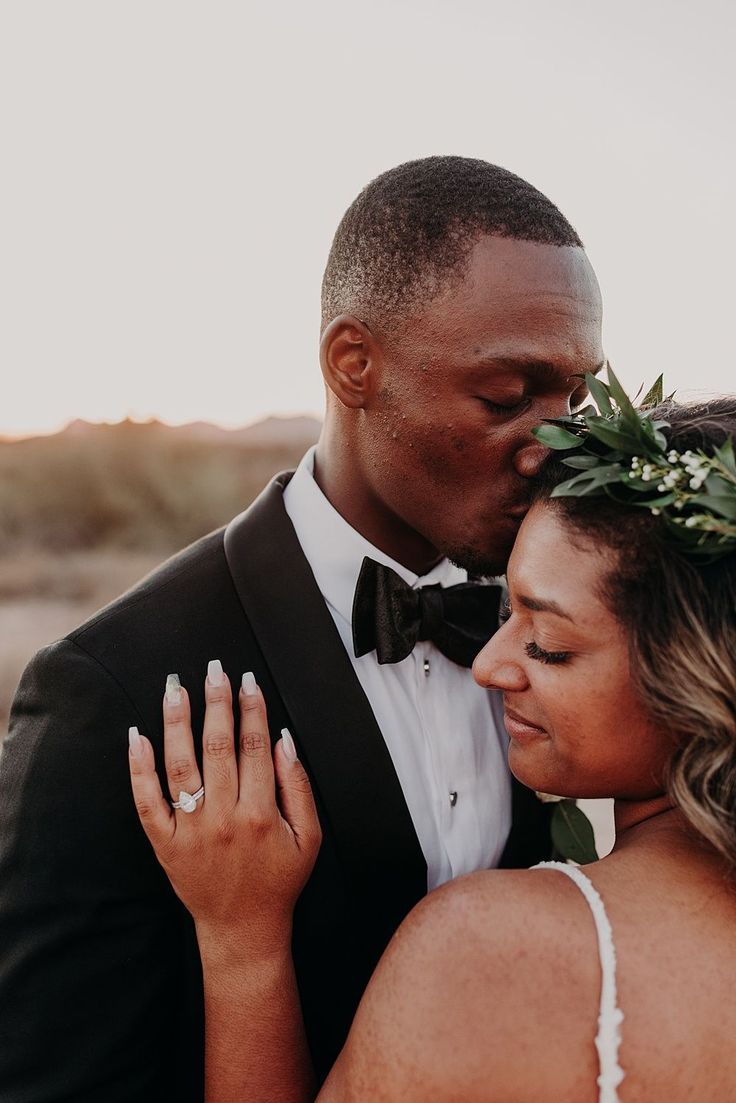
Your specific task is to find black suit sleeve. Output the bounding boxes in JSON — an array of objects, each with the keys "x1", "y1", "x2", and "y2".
[{"x1": 0, "y1": 640, "x2": 203, "y2": 1103}]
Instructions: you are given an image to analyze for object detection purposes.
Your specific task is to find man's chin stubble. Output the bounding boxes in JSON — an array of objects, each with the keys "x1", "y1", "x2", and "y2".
[{"x1": 446, "y1": 543, "x2": 509, "y2": 580}]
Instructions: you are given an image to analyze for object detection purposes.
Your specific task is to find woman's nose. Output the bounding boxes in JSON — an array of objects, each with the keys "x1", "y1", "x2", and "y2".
[{"x1": 472, "y1": 631, "x2": 528, "y2": 692}]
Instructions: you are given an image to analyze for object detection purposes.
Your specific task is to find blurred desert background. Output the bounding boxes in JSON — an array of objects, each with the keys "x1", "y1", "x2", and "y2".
[
  {"x1": 0, "y1": 415, "x2": 320, "y2": 739},
  {"x1": 3, "y1": 0, "x2": 731, "y2": 861},
  {"x1": 0, "y1": 416, "x2": 616, "y2": 854}
]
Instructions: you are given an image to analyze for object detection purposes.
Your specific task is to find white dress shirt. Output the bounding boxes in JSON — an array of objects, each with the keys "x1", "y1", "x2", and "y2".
[{"x1": 283, "y1": 448, "x2": 512, "y2": 891}]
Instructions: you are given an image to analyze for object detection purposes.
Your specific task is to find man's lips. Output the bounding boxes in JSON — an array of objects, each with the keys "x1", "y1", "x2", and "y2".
[
  {"x1": 503, "y1": 705, "x2": 548, "y2": 739},
  {"x1": 503, "y1": 501, "x2": 532, "y2": 519}
]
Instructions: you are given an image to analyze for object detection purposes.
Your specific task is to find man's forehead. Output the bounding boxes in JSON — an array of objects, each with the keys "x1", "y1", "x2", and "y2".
[{"x1": 460, "y1": 236, "x2": 601, "y2": 308}]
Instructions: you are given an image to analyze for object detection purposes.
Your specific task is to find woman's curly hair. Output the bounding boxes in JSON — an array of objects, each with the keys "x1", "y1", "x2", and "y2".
[{"x1": 535, "y1": 397, "x2": 736, "y2": 867}]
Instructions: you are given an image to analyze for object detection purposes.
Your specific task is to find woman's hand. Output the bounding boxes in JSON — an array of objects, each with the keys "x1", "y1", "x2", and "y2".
[{"x1": 127, "y1": 662, "x2": 322, "y2": 960}]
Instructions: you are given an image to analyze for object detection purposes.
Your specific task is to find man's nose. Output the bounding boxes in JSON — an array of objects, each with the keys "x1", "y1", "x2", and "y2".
[
  {"x1": 472, "y1": 631, "x2": 528, "y2": 692},
  {"x1": 512, "y1": 438, "x2": 550, "y2": 479},
  {"x1": 513, "y1": 392, "x2": 573, "y2": 479}
]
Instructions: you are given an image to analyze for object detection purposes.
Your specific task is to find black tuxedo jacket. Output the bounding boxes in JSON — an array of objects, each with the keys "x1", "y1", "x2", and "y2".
[{"x1": 0, "y1": 473, "x2": 551, "y2": 1103}]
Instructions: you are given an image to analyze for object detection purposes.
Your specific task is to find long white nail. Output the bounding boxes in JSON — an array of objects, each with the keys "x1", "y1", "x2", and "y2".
[
  {"x1": 207, "y1": 659, "x2": 224, "y2": 686},
  {"x1": 281, "y1": 727, "x2": 297, "y2": 762},
  {"x1": 165, "y1": 673, "x2": 182, "y2": 704},
  {"x1": 241, "y1": 671, "x2": 257, "y2": 696},
  {"x1": 128, "y1": 726, "x2": 144, "y2": 757}
]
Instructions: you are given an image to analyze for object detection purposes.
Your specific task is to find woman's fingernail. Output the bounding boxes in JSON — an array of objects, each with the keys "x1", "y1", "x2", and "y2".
[
  {"x1": 207, "y1": 659, "x2": 224, "y2": 687},
  {"x1": 281, "y1": 727, "x2": 297, "y2": 762},
  {"x1": 241, "y1": 671, "x2": 257, "y2": 696},
  {"x1": 165, "y1": 673, "x2": 182, "y2": 704},
  {"x1": 128, "y1": 726, "x2": 144, "y2": 757}
]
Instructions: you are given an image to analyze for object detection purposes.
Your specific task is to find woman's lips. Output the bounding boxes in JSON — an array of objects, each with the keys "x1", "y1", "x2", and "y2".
[{"x1": 503, "y1": 705, "x2": 548, "y2": 740}]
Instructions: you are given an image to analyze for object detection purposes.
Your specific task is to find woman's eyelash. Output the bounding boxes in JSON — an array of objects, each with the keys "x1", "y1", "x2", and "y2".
[
  {"x1": 524, "y1": 640, "x2": 572, "y2": 665},
  {"x1": 500, "y1": 602, "x2": 572, "y2": 664}
]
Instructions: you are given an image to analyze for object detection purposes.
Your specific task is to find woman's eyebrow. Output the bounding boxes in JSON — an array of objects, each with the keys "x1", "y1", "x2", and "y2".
[{"x1": 517, "y1": 593, "x2": 575, "y2": 622}]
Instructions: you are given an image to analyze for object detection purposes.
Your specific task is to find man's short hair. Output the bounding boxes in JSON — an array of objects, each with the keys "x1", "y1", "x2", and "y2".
[{"x1": 321, "y1": 155, "x2": 583, "y2": 331}]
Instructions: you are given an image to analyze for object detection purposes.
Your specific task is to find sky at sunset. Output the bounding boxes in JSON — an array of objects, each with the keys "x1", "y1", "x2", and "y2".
[{"x1": 2, "y1": 0, "x2": 734, "y2": 437}]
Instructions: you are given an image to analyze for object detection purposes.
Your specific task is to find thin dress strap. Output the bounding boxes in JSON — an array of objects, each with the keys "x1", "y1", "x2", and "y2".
[{"x1": 533, "y1": 861, "x2": 625, "y2": 1103}]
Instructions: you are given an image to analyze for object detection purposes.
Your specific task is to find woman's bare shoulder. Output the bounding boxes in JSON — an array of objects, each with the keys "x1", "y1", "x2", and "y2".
[{"x1": 319, "y1": 867, "x2": 601, "y2": 1103}]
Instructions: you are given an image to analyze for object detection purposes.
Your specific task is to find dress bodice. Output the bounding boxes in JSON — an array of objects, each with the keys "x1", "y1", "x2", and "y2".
[{"x1": 532, "y1": 861, "x2": 625, "y2": 1103}]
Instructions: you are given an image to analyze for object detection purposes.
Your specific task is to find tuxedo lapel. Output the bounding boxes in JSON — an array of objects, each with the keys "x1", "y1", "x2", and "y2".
[{"x1": 224, "y1": 473, "x2": 427, "y2": 935}]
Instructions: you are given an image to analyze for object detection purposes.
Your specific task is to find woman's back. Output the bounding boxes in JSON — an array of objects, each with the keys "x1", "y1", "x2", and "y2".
[{"x1": 321, "y1": 816, "x2": 736, "y2": 1102}]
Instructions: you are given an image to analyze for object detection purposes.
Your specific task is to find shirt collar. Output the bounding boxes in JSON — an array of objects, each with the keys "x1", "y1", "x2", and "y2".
[{"x1": 283, "y1": 447, "x2": 468, "y2": 626}]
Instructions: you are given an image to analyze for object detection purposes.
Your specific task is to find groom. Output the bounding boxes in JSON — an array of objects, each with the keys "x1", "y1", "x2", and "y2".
[{"x1": 0, "y1": 156, "x2": 603, "y2": 1101}]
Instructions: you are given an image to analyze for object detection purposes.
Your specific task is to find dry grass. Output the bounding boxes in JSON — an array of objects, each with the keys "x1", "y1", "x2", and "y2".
[
  {"x1": 0, "y1": 424, "x2": 311, "y2": 553},
  {"x1": 0, "y1": 421, "x2": 319, "y2": 739},
  {"x1": 0, "y1": 551, "x2": 164, "y2": 739}
]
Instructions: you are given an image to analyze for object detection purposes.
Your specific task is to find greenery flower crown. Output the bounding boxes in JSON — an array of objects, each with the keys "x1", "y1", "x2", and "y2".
[{"x1": 532, "y1": 368, "x2": 736, "y2": 562}]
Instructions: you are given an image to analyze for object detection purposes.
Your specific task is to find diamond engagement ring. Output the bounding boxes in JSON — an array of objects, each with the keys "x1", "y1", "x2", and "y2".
[{"x1": 172, "y1": 786, "x2": 205, "y2": 813}]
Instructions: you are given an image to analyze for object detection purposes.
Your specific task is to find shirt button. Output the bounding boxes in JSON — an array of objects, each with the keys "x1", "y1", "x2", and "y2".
[
  {"x1": 449, "y1": 790, "x2": 458, "y2": 807},
  {"x1": 423, "y1": 659, "x2": 431, "y2": 677}
]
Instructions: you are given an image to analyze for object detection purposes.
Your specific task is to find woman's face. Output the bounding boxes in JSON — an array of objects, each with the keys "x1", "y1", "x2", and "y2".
[{"x1": 473, "y1": 503, "x2": 671, "y2": 799}]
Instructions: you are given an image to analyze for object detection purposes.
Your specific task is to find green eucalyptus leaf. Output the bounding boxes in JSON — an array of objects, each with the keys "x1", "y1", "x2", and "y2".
[
  {"x1": 696, "y1": 494, "x2": 736, "y2": 522},
  {"x1": 585, "y1": 419, "x2": 642, "y2": 452},
  {"x1": 532, "y1": 424, "x2": 583, "y2": 449},
  {"x1": 586, "y1": 373, "x2": 614, "y2": 416},
  {"x1": 550, "y1": 800, "x2": 598, "y2": 864},
  {"x1": 589, "y1": 463, "x2": 624, "y2": 480},
  {"x1": 639, "y1": 375, "x2": 664, "y2": 409},
  {"x1": 622, "y1": 491, "x2": 677, "y2": 509},
  {"x1": 714, "y1": 438, "x2": 736, "y2": 477},
  {"x1": 551, "y1": 465, "x2": 623, "y2": 497},
  {"x1": 550, "y1": 475, "x2": 599, "y2": 497},
  {"x1": 573, "y1": 404, "x2": 598, "y2": 419},
  {"x1": 605, "y1": 367, "x2": 638, "y2": 419},
  {"x1": 562, "y1": 455, "x2": 601, "y2": 470},
  {"x1": 704, "y1": 472, "x2": 734, "y2": 495}
]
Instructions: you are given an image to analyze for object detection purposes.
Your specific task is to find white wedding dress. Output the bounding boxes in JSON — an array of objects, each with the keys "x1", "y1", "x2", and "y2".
[{"x1": 532, "y1": 861, "x2": 625, "y2": 1103}]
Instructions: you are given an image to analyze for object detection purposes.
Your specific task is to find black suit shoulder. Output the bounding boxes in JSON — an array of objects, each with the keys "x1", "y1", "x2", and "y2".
[{"x1": 69, "y1": 526, "x2": 228, "y2": 653}]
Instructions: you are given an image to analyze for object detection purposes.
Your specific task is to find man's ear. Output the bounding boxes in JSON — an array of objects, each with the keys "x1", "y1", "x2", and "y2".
[{"x1": 319, "y1": 315, "x2": 378, "y2": 409}]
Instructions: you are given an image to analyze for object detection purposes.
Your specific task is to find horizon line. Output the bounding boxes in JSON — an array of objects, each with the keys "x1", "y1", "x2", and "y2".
[{"x1": 0, "y1": 410, "x2": 325, "y2": 443}]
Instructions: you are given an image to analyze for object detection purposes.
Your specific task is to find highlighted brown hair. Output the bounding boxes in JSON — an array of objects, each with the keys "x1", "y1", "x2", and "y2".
[{"x1": 536, "y1": 397, "x2": 736, "y2": 866}]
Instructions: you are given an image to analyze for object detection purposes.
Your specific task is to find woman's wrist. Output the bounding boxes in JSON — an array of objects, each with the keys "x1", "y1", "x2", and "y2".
[{"x1": 195, "y1": 917, "x2": 294, "y2": 974}]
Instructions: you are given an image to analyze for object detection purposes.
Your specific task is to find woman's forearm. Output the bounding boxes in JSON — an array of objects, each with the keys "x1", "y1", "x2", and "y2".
[{"x1": 199, "y1": 934, "x2": 316, "y2": 1103}]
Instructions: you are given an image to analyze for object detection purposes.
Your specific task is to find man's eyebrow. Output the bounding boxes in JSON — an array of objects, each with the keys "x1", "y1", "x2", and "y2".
[
  {"x1": 517, "y1": 593, "x2": 575, "y2": 622},
  {"x1": 467, "y1": 358, "x2": 607, "y2": 384}
]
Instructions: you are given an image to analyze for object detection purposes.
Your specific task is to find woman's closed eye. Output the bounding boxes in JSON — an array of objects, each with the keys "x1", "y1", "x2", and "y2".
[{"x1": 524, "y1": 640, "x2": 572, "y2": 665}]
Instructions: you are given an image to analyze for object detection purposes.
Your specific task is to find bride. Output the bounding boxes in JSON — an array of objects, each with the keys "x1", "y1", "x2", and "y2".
[{"x1": 128, "y1": 377, "x2": 736, "y2": 1102}]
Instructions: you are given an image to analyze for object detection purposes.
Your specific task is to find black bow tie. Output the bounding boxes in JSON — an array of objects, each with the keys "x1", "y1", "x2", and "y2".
[{"x1": 352, "y1": 556, "x2": 502, "y2": 668}]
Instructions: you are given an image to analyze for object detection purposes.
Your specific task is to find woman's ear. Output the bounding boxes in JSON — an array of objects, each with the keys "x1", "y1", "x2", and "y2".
[{"x1": 319, "y1": 315, "x2": 378, "y2": 409}]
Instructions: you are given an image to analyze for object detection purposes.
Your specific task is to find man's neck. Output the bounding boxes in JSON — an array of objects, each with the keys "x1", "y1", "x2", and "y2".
[{"x1": 312, "y1": 439, "x2": 444, "y2": 577}]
